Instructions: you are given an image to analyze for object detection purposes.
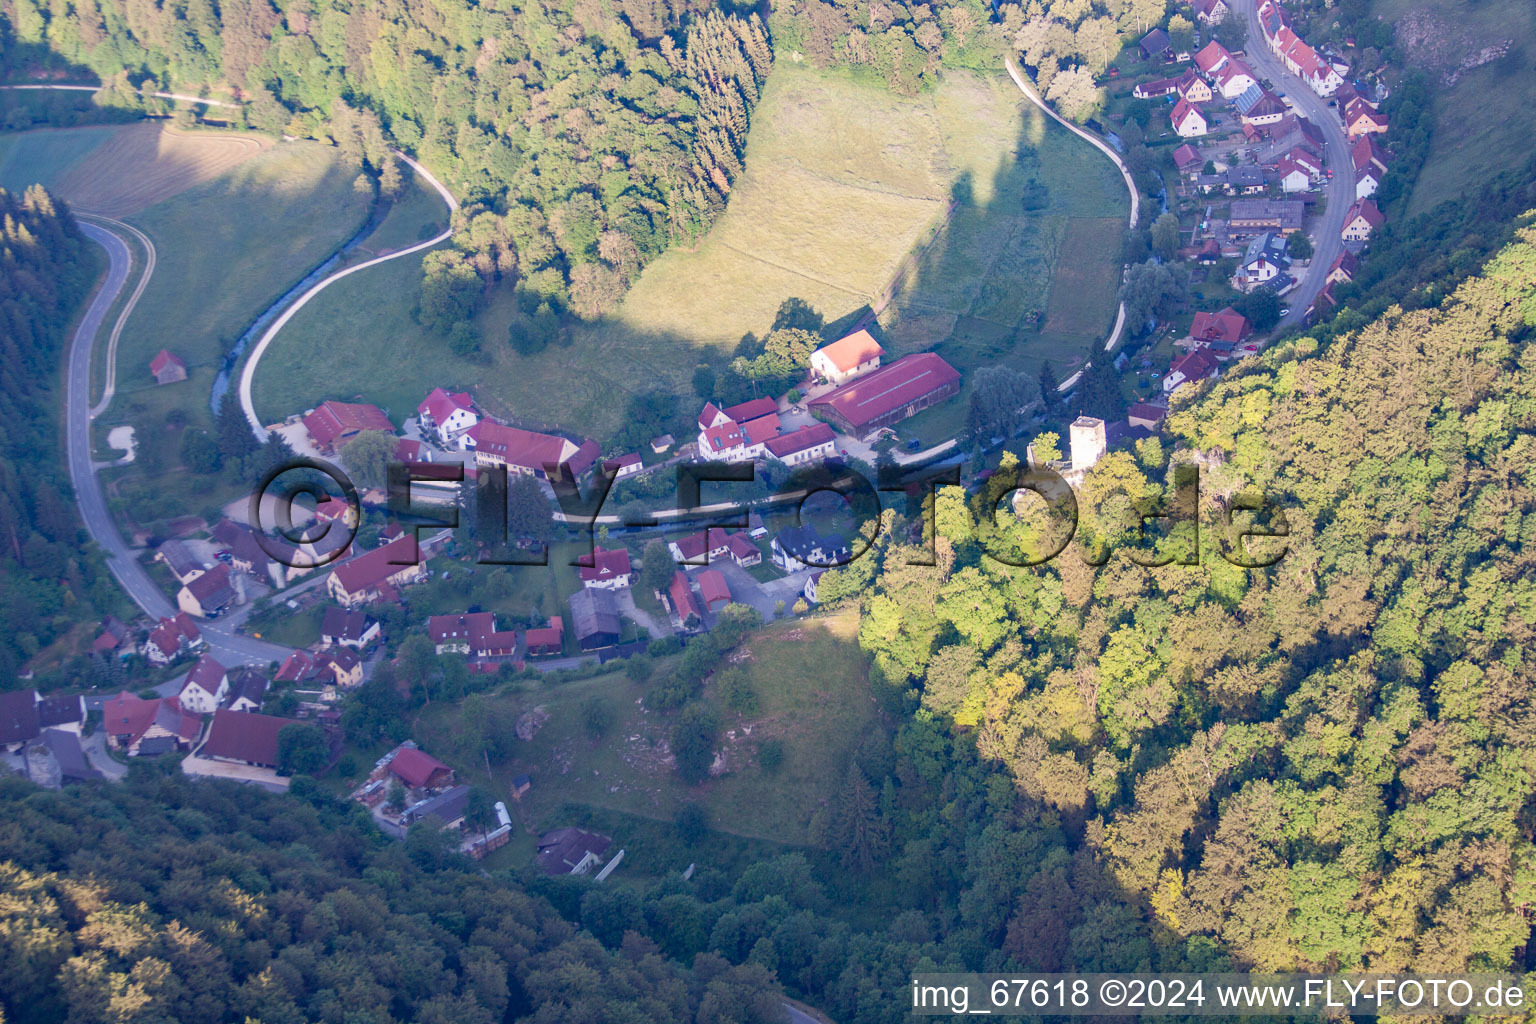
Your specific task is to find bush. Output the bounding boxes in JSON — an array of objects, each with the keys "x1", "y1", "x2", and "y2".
[
  {"x1": 582, "y1": 696, "x2": 615, "y2": 738},
  {"x1": 759, "y1": 738, "x2": 785, "y2": 775},
  {"x1": 675, "y1": 802, "x2": 710, "y2": 845}
]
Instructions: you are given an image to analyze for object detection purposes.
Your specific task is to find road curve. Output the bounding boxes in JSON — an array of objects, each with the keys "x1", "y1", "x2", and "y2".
[
  {"x1": 69, "y1": 221, "x2": 295, "y2": 667},
  {"x1": 1003, "y1": 56, "x2": 1136, "y2": 392},
  {"x1": 77, "y1": 213, "x2": 156, "y2": 417},
  {"x1": 1234, "y1": 0, "x2": 1353, "y2": 329},
  {"x1": 239, "y1": 150, "x2": 459, "y2": 439}
]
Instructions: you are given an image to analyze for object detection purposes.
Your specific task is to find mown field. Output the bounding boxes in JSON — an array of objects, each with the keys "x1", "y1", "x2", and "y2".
[
  {"x1": 253, "y1": 64, "x2": 1128, "y2": 440},
  {"x1": 1372, "y1": 0, "x2": 1536, "y2": 217},
  {"x1": 411, "y1": 611, "x2": 879, "y2": 846}
]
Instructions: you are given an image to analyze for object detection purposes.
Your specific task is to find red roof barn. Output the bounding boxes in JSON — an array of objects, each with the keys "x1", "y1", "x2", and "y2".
[
  {"x1": 390, "y1": 747, "x2": 454, "y2": 789},
  {"x1": 150, "y1": 349, "x2": 187, "y2": 384},
  {"x1": 303, "y1": 400, "x2": 394, "y2": 452}
]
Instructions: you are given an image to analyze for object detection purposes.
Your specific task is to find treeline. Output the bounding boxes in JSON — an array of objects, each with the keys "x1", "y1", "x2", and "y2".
[
  {"x1": 807, "y1": 219, "x2": 1536, "y2": 976},
  {"x1": 3, "y1": 0, "x2": 769, "y2": 329},
  {"x1": 770, "y1": 0, "x2": 1172, "y2": 116},
  {"x1": 0, "y1": 769, "x2": 785, "y2": 1024},
  {"x1": 0, "y1": 185, "x2": 118, "y2": 679}
]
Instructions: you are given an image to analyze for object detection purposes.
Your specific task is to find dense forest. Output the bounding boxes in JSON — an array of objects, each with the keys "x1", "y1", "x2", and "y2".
[
  {"x1": 0, "y1": 769, "x2": 786, "y2": 1024},
  {"x1": 0, "y1": 0, "x2": 769, "y2": 333},
  {"x1": 809, "y1": 214, "x2": 1536, "y2": 981},
  {"x1": 0, "y1": 186, "x2": 118, "y2": 678}
]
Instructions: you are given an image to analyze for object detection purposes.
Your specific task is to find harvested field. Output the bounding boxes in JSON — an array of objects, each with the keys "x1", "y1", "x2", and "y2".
[{"x1": 55, "y1": 123, "x2": 268, "y2": 215}]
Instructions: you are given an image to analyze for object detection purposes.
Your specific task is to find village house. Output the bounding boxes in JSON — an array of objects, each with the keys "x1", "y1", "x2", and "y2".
[
  {"x1": 320, "y1": 649, "x2": 365, "y2": 688},
  {"x1": 211, "y1": 520, "x2": 280, "y2": 587},
  {"x1": 156, "y1": 539, "x2": 206, "y2": 585},
  {"x1": 1133, "y1": 76, "x2": 1180, "y2": 99},
  {"x1": 1188, "y1": 307, "x2": 1252, "y2": 349},
  {"x1": 764, "y1": 422, "x2": 838, "y2": 465},
  {"x1": 1275, "y1": 154, "x2": 1313, "y2": 193},
  {"x1": 327, "y1": 535, "x2": 427, "y2": 607},
  {"x1": 803, "y1": 570, "x2": 826, "y2": 605},
  {"x1": 1343, "y1": 96, "x2": 1388, "y2": 139},
  {"x1": 810, "y1": 329, "x2": 884, "y2": 386},
  {"x1": 92, "y1": 616, "x2": 133, "y2": 658},
  {"x1": 1214, "y1": 59, "x2": 1259, "y2": 100},
  {"x1": 696, "y1": 569, "x2": 732, "y2": 614},
  {"x1": 1326, "y1": 250, "x2": 1358, "y2": 286},
  {"x1": 1171, "y1": 97, "x2": 1208, "y2": 137},
  {"x1": 1128, "y1": 403, "x2": 1170, "y2": 430},
  {"x1": 809, "y1": 352, "x2": 960, "y2": 437},
  {"x1": 428, "y1": 612, "x2": 520, "y2": 657},
  {"x1": 222, "y1": 668, "x2": 269, "y2": 712},
  {"x1": 402, "y1": 785, "x2": 472, "y2": 829},
  {"x1": 569, "y1": 588, "x2": 623, "y2": 651},
  {"x1": 1257, "y1": 115, "x2": 1325, "y2": 165},
  {"x1": 1225, "y1": 165, "x2": 1269, "y2": 195},
  {"x1": 274, "y1": 650, "x2": 323, "y2": 685},
  {"x1": 664, "y1": 571, "x2": 702, "y2": 629},
  {"x1": 1228, "y1": 199, "x2": 1306, "y2": 238},
  {"x1": 669, "y1": 528, "x2": 731, "y2": 565},
  {"x1": 771, "y1": 524, "x2": 850, "y2": 571},
  {"x1": 1236, "y1": 233, "x2": 1290, "y2": 290},
  {"x1": 149, "y1": 349, "x2": 187, "y2": 384},
  {"x1": 0, "y1": 691, "x2": 39, "y2": 751},
  {"x1": 302, "y1": 400, "x2": 395, "y2": 454},
  {"x1": 178, "y1": 655, "x2": 229, "y2": 713},
  {"x1": 1355, "y1": 164, "x2": 1383, "y2": 199},
  {"x1": 1193, "y1": 0, "x2": 1228, "y2": 20},
  {"x1": 189, "y1": 709, "x2": 294, "y2": 783},
  {"x1": 1165, "y1": 348, "x2": 1221, "y2": 396},
  {"x1": 578, "y1": 546, "x2": 632, "y2": 589},
  {"x1": 1342, "y1": 199, "x2": 1384, "y2": 243},
  {"x1": 37, "y1": 694, "x2": 85, "y2": 734},
  {"x1": 321, "y1": 606, "x2": 380, "y2": 648},
  {"x1": 1176, "y1": 69, "x2": 1213, "y2": 104},
  {"x1": 1352, "y1": 134, "x2": 1390, "y2": 177},
  {"x1": 1139, "y1": 27, "x2": 1171, "y2": 61},
  {"x1": 463, "y1": 420, "x2": 584, "y2": 479},
  {"x1": 102, "y1": 692, "x2": 202, "y2": 756},
  {"x1": 144, "y1": 612, "x2": 202, "y2": 665},
  {"x1": 1236, "y1": 87, "x2": 1287, "y2": 127},
  {"x1": 1172, "y1": 143, "x2": 1203, "y2": 177},
  {"x1": 524, "y1": 617, "x2": 564, "y2": 657},
  {"x1": 416, "y1": 387, "x2": 478, "y2": 446},
  {"x1": 696, "y1": 397, "x2": 781, "y2": 462},
  {"x1": 178, "y1": 563, "x2": 237, "y2": 618},
  {"x1": 1193, "y1": 40, "x2": 1232, "y2": 77},
  {"x1": 605, "y1": 453, "x2": 643, "y2": 479},
  {"x1": 1267, "y1": 14, "x2": 1344, "y2": 97},
  {"x1": 724, "y1": 532, "x2": 762, "y2": 567}
]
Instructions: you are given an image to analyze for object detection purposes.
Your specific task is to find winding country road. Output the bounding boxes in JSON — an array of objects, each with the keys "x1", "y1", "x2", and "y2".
[
  {"x1": 1234, "y1": 0, "x2": 1353, "y2": 328},
  {"x1": 238, "y1": 150, "x2": 459, "y2": 439},
  {"x1": 68, "y1": 220, "x2": 295, "y2": 667},
  {"x1": 78, "y1": 213, "x2": 156, "y2": 417}
]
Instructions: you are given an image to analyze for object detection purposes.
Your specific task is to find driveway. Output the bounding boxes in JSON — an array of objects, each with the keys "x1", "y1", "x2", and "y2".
[
  {"x1": 82, "y1": 730, "x2": 128, "y2": 781},
  {"x1": 709, "y1": 560, "x2": 816, "y2": 618},
  {"x1": 1234, "y1": 0, "x2": 1354, "y2": 328}
]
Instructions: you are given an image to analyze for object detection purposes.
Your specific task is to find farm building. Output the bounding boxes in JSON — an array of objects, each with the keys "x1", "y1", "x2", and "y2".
[
  {"x1": 150, "y1": 349, "x2": 187, "y2": 384},
  {"x1": 810, "y1": 329, "x2": 884, "y2": 386},
  {"x1": 809, "y1": 353, "x2": 961, "y2": 436},
  {"x1": 569, "y1": 588, "x2": 623, "y2": 651},
  {"x1": 303, "y1": 400, "x2": 394, "y2": 453}
]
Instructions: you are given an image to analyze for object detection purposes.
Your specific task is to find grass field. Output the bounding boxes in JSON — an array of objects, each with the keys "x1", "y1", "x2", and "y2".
[
  {"x1": 1372, "y1": 0, "x2": 1536, "y2": 217},
  {"x1": 252, "y1": 64, "x2": 1127, "y2": 439},
  {"x1": 411, "y1": 611, "x2": 879, "y2": 846},
  {"x1": 0, "y1": 121, "x2": 375, "y2": 531}
]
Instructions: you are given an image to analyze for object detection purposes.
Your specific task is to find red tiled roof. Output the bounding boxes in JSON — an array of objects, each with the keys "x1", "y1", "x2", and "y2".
[
  {"x1": 1172, "y1": 97, "x2": 1205, "y2": 130},
  {"x1": 1351, "y1": 135, "x2": 1391, "y2": 173},
  {"x1": 390, "y1": 747, "x2": 452, "y2": 787},
  {"x1": 417, "y1": 387, "x2": 474, "y2": 423},
  {"x1": 605, "y1": 453, "x2": 642, "y2": 474},
  {"x1": 186, "y1": 654, "x2": 226, "y2": 692},
  {"x1": 809, "y1": 353, "x2": 961, "y2": 433},
  {"x1": 429, "y1": 612, "x2": 496, "y2": 644},
  {"x1": 303, "y1": 401, "x2": 394, "y2": 448},
  {"x1": 1194, "y1": 40, "x2": 1231, "y2": 74},
  {"x1": 466, "y1": 421, "x2": 573, "y2": 471},
  {"x1": 1347, "y1": 199, "x2": 1384, "y2": 229},
  {"x1": 395, "y1": 438, "x2": 425, "y2": 463},
  {"x1": 814, "y1": 330, "x2": 884, "y2": 374},
  {"x1": 149, "y1": 349, "x2": 185, "y2": 375},
  {"x1": 578, "y1": 546, "x2": 631, "y2": 583},
  {"x1": 1172, "y1": 143, "x2": 1202, "y2": 170},
  {"x1": 202, "y1": 709, "x2": 290, "y2": 767},
  {"x1": 697, "y1": 568, "x2": 731, "y2": 608},
  {"x1": 275, "y1": 650, "x2": 316, "y2": 683},
  {"x1": 722, "y1": 397, "x2": 779, "y2": 422},
  {"x1": 764, "y1": 421, "x2": 836, "y2": 459},
  {"x1": 1128, "y1": 402, "x2": 1168, "y2": 423},
  {"x1": 726, "y1": 534, "x2": 759, "y2": 560},
  {"x1": 741, "y1": 414, "x2": 781, "y2": 445},
  {"x1": 667, "y1": 571, "x2": 700, "y2": 621},
  {"x1": 1172, "y1": 348, "x2": 1219, "y2": 382},
  {"x1": 1190, "y1": 307, "x2": 1251, "y2": 344},
  {"x1": 147, "y1": 612, "x2": 200, "y2": 656},
  {"x1": 332, "y1": 535, "x2": 420, "y2": 597}
]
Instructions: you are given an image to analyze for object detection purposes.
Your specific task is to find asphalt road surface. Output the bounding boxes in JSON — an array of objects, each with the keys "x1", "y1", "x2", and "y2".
[
  {"x1": 69, "y1": 222, "x2": 294, "y2": 667},
  {"x1": 1235, "y1": 0, "x2": 1354, "y2": 328}
]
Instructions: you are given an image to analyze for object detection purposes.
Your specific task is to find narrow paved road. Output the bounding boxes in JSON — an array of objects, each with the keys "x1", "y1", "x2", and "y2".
[
  {"x1": 1234, "y1": 0, "x2": 1352, "y2": 328},
  {"x1": 69, "y1": 221, "x2": 295, "y2": 668},
  {"x1": 78, "y1": 213, "x2": 156, "y2": 417},
  {"x1": 239, "y1": 150, "x2": 459, "y2": 439}
]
